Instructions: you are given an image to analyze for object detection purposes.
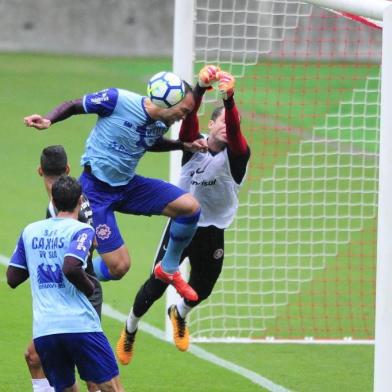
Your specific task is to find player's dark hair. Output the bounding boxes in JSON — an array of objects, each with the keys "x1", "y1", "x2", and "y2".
[
  {"x1": 40, "y1": 145, "x2": 68, "y2": 176},
  {"x1": 211, "y1": 106, "x2": 224, "y2": 121},
  {"x1": 52, "y1": 175, "x2": 81, "y2": 213}
]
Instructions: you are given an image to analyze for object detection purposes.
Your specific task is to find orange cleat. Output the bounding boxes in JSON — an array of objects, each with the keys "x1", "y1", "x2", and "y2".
[
  {"x1": 154, "y1": 262, "x2": 198, "y2": 302},
  {"x1": 116, "y1": 326, "x2": 137, "y2": 365},
  {"x1": 168, "y1": 305, "x2": 190, "y2": 351}
]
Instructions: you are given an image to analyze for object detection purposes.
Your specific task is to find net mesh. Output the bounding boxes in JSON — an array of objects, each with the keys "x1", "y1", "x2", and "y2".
[{"x1": 189, "y1": 0, "x2": 381, "y2": 341}]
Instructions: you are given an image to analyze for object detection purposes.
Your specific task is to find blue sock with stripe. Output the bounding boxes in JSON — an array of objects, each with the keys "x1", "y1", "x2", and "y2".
[{"x1": 161, "y1": 209, "x2": 201, "y2": 273}]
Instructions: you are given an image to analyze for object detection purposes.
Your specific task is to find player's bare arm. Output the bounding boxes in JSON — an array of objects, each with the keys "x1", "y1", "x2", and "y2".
[
  {"x1": 185, "y1": 138, "x2": 208, "y2": 153},
  {"x1": 24, "y1": 98, "x2": 84, "y2": 129},
  {"x1": 147, "y1": 137, "x2": 208, "y2": 153},
  {"x1": 63, "y1": 256, "x2": 95, "y2": 297},
  {"x1": 7, "y1": 266, "x2": 29, "y2": 288}
]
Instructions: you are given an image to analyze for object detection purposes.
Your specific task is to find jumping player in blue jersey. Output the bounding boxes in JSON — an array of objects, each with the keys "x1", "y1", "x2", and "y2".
[
  {"x1": 116, "y1": 67, "x2": 251, "y2": 364},
  {"x1": 23, "y1": 74, "x2": 207, "y2": 301},
  {"x1": 7, "y1": 176, "x2": 124, "y2": 392}
]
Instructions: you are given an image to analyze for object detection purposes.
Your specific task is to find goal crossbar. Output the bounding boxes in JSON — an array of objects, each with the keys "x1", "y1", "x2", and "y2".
[{"x1": 306, "y1": 0, "x2": 390, "y2": 21}]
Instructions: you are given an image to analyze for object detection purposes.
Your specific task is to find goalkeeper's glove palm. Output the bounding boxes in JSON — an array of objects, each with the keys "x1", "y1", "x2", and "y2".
[
  {"x1": 218, "y1": 71, "x2": 235, "y2": 100},
  {"x1": 198, "y1": 65, "x2": 220, "y2": 88}
]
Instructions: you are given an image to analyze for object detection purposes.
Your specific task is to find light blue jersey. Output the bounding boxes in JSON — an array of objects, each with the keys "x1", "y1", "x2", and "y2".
[
  {"x1": 10, "y1": 217, "x2": 102, "y2": 339},
  {"x1": 81, "y1": 88, "x2": 169, "y2": 186}
]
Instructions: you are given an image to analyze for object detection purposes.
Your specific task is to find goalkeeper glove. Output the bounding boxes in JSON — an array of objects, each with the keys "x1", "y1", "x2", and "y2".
[
  {"x1": 217, "y1": 71, "x2": 235, "y2": 100},
  {"x1": 198, "y1": 65, "x2": 220, "y2": 88}
]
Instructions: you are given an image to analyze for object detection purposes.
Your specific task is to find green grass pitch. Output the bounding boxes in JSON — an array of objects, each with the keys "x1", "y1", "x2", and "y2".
[{"x1": 0, "y1": 53, "x2": 374, "y2": 391}]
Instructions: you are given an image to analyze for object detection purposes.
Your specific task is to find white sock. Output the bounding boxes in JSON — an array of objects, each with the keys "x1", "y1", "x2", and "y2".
[
  {"x1": 32, "y1": 378, "x2": 54, "y2": 392},
  {"x1": 126, "y1": 308, "x2": 140, "y2": 333},
  {"x1": 176, "y1": 300, "x2": 192, "y2": 319}
]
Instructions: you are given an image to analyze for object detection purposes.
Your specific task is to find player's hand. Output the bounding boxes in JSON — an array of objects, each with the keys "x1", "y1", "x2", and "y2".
[
  {"x1": 198, "y1": 65, "x2": 220, "y2": 88},
  {"x1": 24, "y1": 114, "x2": 51, "y2": 130},
  {"x1": 217, "y1": 71, "x2": 235, "y2": 100},
  {"x1": 183, "y1": 139, "x2": 208, "y2": 153}
]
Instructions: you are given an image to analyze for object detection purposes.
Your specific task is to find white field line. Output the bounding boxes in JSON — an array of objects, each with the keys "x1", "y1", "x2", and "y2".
[
  {"x1": 0, "y1": 253, "x2": 291, "y2": 392},
  {"x1": 102, "y1": 303, "x2": 292, "y2": 392}
]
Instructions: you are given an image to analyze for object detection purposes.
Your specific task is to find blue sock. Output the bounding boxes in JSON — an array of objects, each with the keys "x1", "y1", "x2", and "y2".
[
  {"x1": 92, "y1": 257, "x2": 115, "y2": 281},
  {"x1": 161, "y1": 209, "x2": 201, "y2": 273}
]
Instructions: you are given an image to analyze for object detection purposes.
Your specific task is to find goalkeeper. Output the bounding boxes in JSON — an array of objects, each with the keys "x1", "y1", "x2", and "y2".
[{"x1": 116, "y1": 66, "x2": 250, "y2": 364}]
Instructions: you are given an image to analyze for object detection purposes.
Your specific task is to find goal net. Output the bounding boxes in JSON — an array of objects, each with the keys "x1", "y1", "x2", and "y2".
[{"x1": 172, "y1": 0, "x2": 392, "y2": 344}]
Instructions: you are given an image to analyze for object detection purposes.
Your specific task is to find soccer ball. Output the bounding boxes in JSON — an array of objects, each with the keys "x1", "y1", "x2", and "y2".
[{"x1": 147, "y1": 71, "x2": 185, "y2": 108}]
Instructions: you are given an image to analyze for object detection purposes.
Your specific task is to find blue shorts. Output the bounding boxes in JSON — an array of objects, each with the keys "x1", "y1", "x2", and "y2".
[
  {"x1": 79, "y1": 171, "x2": 186, "y2": 253},
  {"x1": 34, "y1": 332, "x2": 118, "y2": 391}
]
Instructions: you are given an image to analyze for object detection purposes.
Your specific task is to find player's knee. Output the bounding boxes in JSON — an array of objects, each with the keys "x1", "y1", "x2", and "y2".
[
  {"x1": 166, "y1": 193, "x2": 200, "y2": 217},
  {"x1": 96, "y1": 375, "x2": 122, "y2": 391},
  {"x1": 184, "y1": 194, "x2": 200, "y2": 215},
  {"x1": 85, "y1": 381, "x2": 99, "y2": 392},
  {"x1": 24, "y1": 346, "x2": 41, "y2": 369},
  {"x1": 109, "y1": 259, "x2": 130, "y2": 279},
  {"x1": 104, "y1": 250, "x2": 131, "y2": 279}
]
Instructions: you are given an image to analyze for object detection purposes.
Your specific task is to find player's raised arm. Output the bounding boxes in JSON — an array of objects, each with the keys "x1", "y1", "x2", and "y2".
[
  {"x1": 179, "y1": 65, "x2": 220, "y2": 142},
  {"x1": 23, "y1": 114, "x2": 51, "y2": 130},
  {"x1": 218, "y1": 71, "x2": 248, "y2": 156},
  {"x1": 24, "y1": 98, "x2": 85, "y2": 130}
]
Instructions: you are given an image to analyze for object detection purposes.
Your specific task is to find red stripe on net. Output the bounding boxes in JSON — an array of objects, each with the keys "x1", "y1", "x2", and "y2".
[{"x1": 340, "y1": 11, "x2": 382, "y2": 30}]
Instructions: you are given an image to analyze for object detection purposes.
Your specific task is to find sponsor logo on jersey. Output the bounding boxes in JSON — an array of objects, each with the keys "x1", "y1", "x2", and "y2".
[
  {"x1": 76, "y1": 232, "x2": 89, "y2": 252},
  {"x1": 190, "y1": 179, "x2": 216, "y2": 187},
  {"x1": 96, "y1": 224, "x2": 111, "y2": 240},
  {"x1": 137, "y1": 123, "x2": 167, "y2": 137},
  {"x1": 32, "y1": 236, "x2": 65, "y2": 250},
  {"x1": 90, "y1": 90, "x2": 109, "y2": 104},
  {"x1": 136, "y1": 136, "x2": 158, "y2": 149},
  {"x1": 124, "y1": 121, "x2": 133, "y2": 129},
  {"x1": 190, "y1": 167, "x2": 206, "y2": 176},
  {"x1": 37, "y1": 263, "x2": 65, "y2": 289},
  {"x1": 213, "y1": 248, "x2": 224, "y2": 260},
  {"x1": 109, "y1": 141, "x2": 132, "y2": 156}
]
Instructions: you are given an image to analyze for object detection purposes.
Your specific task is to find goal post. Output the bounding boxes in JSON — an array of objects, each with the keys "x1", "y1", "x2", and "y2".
[
  {"x1": 166, "y1": 0, "x2": 195, "y2": 341},
  {"x1": 373, "y1": 5, "x2": 392, "y2": 391},
  {"x1": 171, "y1": 0, "x2": 392, "y2": 380}
]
